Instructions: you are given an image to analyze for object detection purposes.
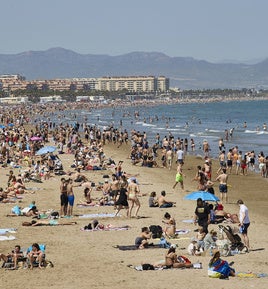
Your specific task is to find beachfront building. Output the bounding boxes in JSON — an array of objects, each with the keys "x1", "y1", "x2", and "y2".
[
  {"x1": 98, "y1": 76, "x2": 169, "y2": 93},
  {"x1": 0, "y1": 75, "x2": 169, "y2": 93}
]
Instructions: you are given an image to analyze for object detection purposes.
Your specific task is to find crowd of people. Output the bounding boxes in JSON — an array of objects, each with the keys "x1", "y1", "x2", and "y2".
[{"x1": 0, "y1": 103, "x2": 255, "y2": 278}]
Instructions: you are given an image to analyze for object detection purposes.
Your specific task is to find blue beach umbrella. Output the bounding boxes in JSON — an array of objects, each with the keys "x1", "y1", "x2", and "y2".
[
  {"x1": 8, "y1": 123, "x2": 14, "y2": 127},
  {"x1": 184, "y1": 191, "x2": 220, "y2": 202},
  {"x1": 36, "y1": 146, "x2": 57, "y2": 155},
  {"x1": 0, "y1": 125, "x2": 5, "y2": 129}
]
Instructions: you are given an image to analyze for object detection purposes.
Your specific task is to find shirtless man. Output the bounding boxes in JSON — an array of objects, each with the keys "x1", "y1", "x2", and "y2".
[
  {"x1": 158, "y1": 191, "x2": 176, "y2": 208},
  {"x1": 110, "y1": 174, "x2": 120, "y2": 202},
  {"x1": 60, "y1": 178, "x2": 68, "y2": 217},
  {"x1": 216, "y1": 168, "x2": 228, "y2": 203},
  {"x1": 172, "y1": 162, "x2": 185, "y2": 191},
  {"x1": 0, "y1": 245, "x2": 24, "y2": 269},
  {"x1": 226, "y1": 149, "x2": 233, "y2": 174},
  {"x1": 66, "y1": 179, "x2": 75, "y2": 216},
  {"x1": 202, "y1": 140, "x2": 210, "y2": 157},
  {"x1": 217, "y1": 150, "x2": 226, "y2": 175},
  {"x1": 102, "y1": 180, "x2": 111, "y2": 196}
]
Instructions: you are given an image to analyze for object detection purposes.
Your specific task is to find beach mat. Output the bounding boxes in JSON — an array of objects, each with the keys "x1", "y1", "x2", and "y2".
[
  {"x1": 0, "y1": 235, "x2": 16, "y2": 241},
  {"x1": 236, "y1": 272, "x2": 268, "y2": 278},
  {"x1": 114, "y1": 244, "x2": 162, "y2": 251},
  {"x1": 77, "y1": 213, "x2": 119, "y2": 219},
  {"x1": 182, "y1": 219, "x2": 194, "y2": 223}
]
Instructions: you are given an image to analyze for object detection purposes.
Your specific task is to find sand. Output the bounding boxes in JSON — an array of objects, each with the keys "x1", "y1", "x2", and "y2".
[{"x1": 0, "y1": 142, "x2": 267, "y2": 289}]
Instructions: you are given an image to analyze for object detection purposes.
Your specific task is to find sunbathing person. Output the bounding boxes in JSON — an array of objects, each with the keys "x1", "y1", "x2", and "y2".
[
  {"x1": 0, "y1": 245, "x2": 24, "y2": 269},
  {"x1": 22, "y1": 219, "x2": 77, "y2": 226},
  {"x1": 0, "y1": 188, "x2": 16, "y2": 203},
  {"x1": 162, "y1": 212, "x2": 176, "y2": 238},
  {"x1": 27, "y1": 243, "x2": 45, "y2": 269},
  {"x1": 154, "y1": 246, "x2": 193, "y2": 269},
  {"x1": 7, "y1": 206, "x2": 39, "y2": 217}
]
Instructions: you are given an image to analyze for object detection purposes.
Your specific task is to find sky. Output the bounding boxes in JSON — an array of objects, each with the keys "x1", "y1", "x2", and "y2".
[{"x1": 0, "y1": 0, "x2": 267, "y2": 63}]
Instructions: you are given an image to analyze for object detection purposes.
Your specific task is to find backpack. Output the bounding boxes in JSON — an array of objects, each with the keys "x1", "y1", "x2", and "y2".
[{"x1": 149, "y1": 225, "x2": 163, "y2": 239}]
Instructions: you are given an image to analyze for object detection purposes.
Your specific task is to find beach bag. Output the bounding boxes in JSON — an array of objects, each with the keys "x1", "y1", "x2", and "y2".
[
  {"x1": 177, "y1": 255, "x2": 191, "y2": 264},
  {"x1": 149, "y1": 225, "x2": 163, "y2": 238},
  {"x1": 142, "y1": 263, "x2": 155, "y2": 270}
]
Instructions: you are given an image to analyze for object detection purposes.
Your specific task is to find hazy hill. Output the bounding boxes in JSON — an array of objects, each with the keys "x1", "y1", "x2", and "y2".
[{"x1": 0, "y1": 47, "x2": 268, "y2": 89}]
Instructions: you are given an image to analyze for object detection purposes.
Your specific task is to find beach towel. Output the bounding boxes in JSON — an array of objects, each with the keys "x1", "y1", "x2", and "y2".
[
  {"x1": 236, "y1": 272, "x2": 268, "y2": 278},
  {"x1": 77, "y1": 213, "x2": 119, "y2": 219},
  {"x1": 182, "y1": 219, "x2": 194, "y2": 223},
  {"x1": 0, "y1": 228, "x2": 17, "y2": 235},
  {"x1": 80, "y1": 225, "x2": 130, "y2": 232},
  {"x1": 76, "y1": 203, "x2": 113, "y2": 208},
  {"x1": 114, "y1": 244, "x2": 162, "y2": 251},
  {"x1": 0, "y1": 235, "x2": 16, "y2": 241}
]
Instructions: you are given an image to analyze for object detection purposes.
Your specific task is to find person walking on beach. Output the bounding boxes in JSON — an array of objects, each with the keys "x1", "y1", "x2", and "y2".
[
  {"x1": 216, "y1": 168, "x2": 228, "y2": 203},
  {"x1": 127, "y1": 178, "x2": 141, "y2": 218},
  {"x1": 172, "y1": 162, "x2": 185, "y2": 191},
  {"x1": 237, "y1": 199, "x2": 250, "y2": 250}
]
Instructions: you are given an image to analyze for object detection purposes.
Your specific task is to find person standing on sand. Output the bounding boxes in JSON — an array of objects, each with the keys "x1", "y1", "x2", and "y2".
[
  {"x1": 194, "y1": 198, "x2": 210, "y2": 234},
  {"x1": 67, "y1": 179, "x2": 75, "y2": 217},
  {"x1": 237, "y1": 199, "x2": 250, "y2": 250},
  {"x1": 60, "y1": 178, "x2": 68, "y2": 217},
  {"x1": 216, "y1": 168, "x2": 228, "y2": 203}
]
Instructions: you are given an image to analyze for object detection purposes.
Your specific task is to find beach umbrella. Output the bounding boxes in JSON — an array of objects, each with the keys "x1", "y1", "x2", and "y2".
[
  {"x1": 0, "y1": 125, "x2": 5, "y2": 129},
  {"x1": 30, "y1": 136, "x2": 43, "y2": 141},
  {"x1": 8, "y1": 123, "x2": 14, "y2": 127},
  {"x1": 184, "y1": 191, "x2": 220, "y2": 202},
  {"x1": 36, "y1": 146, "x2": 57, "y2": 155}
]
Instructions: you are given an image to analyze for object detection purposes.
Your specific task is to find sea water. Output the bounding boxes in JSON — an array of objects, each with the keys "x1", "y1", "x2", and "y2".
[{"x1": 46, "y1": 99, "x2": 268, "y2": 159}]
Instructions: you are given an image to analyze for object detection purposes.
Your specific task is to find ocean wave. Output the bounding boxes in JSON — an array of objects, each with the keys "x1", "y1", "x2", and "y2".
[
  {"x1": 245, "y1": 130, "x2": 258, "y2": 133},
  {"x1": 142, "y1": 123, "x2": 156, "y2": 127},
  {"x1": 205, "y1": 129, "x2": 221, "y2": 133}
]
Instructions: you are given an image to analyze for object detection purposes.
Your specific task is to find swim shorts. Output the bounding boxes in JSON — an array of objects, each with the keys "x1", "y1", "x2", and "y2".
[
  {"x1": 219, "y1": 184, "x2": 227, "y2": 193},
  {"x1": 175, "y1": 173, "x2": 183, "y2": 182}
]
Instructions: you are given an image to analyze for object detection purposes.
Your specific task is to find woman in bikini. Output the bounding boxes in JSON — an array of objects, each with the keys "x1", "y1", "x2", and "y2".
[
  {"x1": 162, "y1": 212, "x2": 176, "y2": 238},
  {"x1": 127, "y1": 178, "x2": 141, "y2": 218}
]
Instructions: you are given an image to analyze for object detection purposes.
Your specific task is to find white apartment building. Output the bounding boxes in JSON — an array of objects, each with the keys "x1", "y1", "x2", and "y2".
[{"x1": 0, "y1": 75, "x2": 169, "y2": 93}]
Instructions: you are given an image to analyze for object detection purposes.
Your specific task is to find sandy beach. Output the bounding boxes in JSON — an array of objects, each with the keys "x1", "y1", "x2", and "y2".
[{"x1": 0, "y1": 140, "x2": 268, "y2": 289}]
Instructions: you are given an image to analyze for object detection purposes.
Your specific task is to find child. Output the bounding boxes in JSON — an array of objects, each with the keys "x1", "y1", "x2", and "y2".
[{"x1": 196, "y1": 226, "x2": 206, "y2": 250}]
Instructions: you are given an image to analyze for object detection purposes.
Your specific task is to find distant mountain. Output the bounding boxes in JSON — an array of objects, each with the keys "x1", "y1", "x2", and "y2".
[{"x1": 0, "y1": 47, "x2": 268, "y2": 89}]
